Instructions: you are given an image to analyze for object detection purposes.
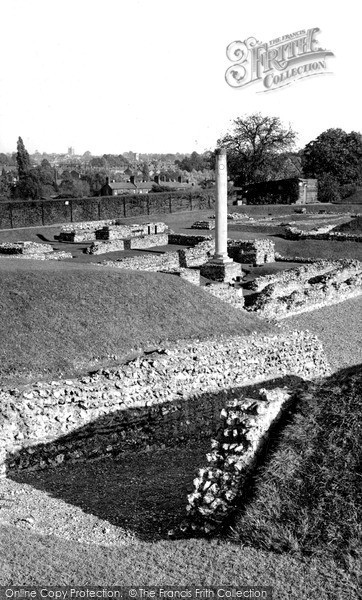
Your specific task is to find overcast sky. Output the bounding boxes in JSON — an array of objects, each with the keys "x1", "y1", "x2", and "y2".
[{"x1": 0, "y1": 0, "x2": 360, "y2": 155}]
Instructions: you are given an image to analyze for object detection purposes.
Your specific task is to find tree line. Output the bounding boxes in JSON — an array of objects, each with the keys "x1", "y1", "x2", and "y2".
[
  {"x1": 215, "y1": 113, "x2": 362, "y2": 202},
  {"x1": 2, "y1": 116, "x2": 362, "y2": 202}
]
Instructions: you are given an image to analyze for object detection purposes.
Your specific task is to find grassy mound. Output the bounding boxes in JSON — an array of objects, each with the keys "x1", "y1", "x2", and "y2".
[
  {"x1": 0, "y1": 260, "x2": 271, "y2": 386},
  {"x1": 231, "y1": 365, "x2": 362, "y2": 566},
  {"x1": 334, "y1": 215, "x2": 362, "y2": 234}
]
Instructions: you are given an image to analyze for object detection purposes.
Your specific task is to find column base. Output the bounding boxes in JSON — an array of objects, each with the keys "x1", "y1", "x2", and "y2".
[{"x1": 200, "y1": 260, "x2": 242, "y2": 283}]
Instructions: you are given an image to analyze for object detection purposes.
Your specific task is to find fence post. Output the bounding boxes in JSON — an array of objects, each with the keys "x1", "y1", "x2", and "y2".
[
  {"x1": 189, "y1": 193, "x2": 193, "y2": 211},
  {"x1": 9, "y1": 203, "x2": 13, "y2": 229},
  {"x1": 169, "y1": 194, "x2": 172, "y2": 213},
  {"x1": 41, "y1": 202, "x2": 45, "y2": 226}
]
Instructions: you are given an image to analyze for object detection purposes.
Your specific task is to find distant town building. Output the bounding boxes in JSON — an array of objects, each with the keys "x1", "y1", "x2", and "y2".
[
  {"x1": 67, "y1": 147, "x2": 75, "y2": 156},
  {"x1": 100, "y1": 175, "x2": 195, "y2": 196}
]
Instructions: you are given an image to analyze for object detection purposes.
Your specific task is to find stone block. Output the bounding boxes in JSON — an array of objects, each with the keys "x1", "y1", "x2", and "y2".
[{"x1": 200, "y1": 260, "x2": 242, "y2": 283}]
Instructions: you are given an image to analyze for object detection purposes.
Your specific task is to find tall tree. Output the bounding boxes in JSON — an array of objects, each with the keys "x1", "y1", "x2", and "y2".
[
  {"x1": 16, "y1": 136, "x2": 31, "y2": 178},
  {"x1": 216, "y1": 113, "x2": 297, "y2": 185},
  {"x1": 141, "y1": 162, "x2": 150, "y2": 180}
]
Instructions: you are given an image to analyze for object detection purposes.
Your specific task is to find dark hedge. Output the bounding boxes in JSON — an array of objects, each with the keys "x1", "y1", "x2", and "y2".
[{"x1": 0, "y1": 190, "x2": 215, "y2": 230}]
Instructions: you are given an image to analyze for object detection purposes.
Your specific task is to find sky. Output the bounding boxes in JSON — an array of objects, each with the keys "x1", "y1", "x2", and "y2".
[{"x1": 0, "y1": 0, "x2": 360, "y2": 155}]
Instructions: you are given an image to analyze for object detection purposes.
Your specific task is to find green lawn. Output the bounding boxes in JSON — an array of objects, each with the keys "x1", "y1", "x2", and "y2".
[
  {"x1": 230, "y1": 365, "x2": 362, "y2": 574},
  {"x1": 0, "y1": 259, "x2": 271, "y2": 386},
  {"x1": 0, "y1": 524, "x2": 358, "y2": 598}
]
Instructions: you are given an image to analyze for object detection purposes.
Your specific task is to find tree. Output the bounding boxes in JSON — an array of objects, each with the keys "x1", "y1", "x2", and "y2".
[
  {"x1": 83, "y1": 170, "x2": 107, "y2": 196},
  {"x1": 16, "y1": 137, "x2": 31, "y2": 178},
  {"x1": 58, "y1": 178, "x2": 90, "y2": 198},
  {"x1": 302, "y1": 128, "x2": 362, "y2": 186},
  {"x1": 141, "y1": 162, "x2": 150, "y2": 180},
  {"x1": 317, "y1": 173, "x2": 341, "y2": 203},
  {"x1": 0, "y1": 169, "x2": 13, "y2": 198},
  {"x1": 15, "y1": 137, "x2": 47, "y2": 199},
  {"x1": 216, "y1": 113, "x2": 297, "y2": 185},
  {"x1": 175, "y1": 151, "x2": 212, "y2": 173},
  {"x1": 89, "y1": 156, "x2": 107, "y2": 168},
  {"x1": 17, "y1": 169, "x2": 43, "y2": 199}
]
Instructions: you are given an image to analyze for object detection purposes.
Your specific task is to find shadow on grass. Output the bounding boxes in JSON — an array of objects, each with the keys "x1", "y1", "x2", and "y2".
[
  {"x1": 7, "y1": 376, "x2": 303, "y2": 542},
  {"x1": 36, "y1": 233, "x2": 54, "y2": 243}
]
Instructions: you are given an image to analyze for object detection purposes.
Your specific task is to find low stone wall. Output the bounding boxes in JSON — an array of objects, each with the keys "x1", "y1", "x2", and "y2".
[
  {"x1": 60, "y1": 220, "x2": 114, "y2": 233},
  {"x1": 58, "y1": 220, "x2": 115, "y2": 241},
  {"x1": 183, "y1": 386, "x2": 292, "y2": 534},
  {"x1": 58, "y1": 231, "x2": 96, "y2": 242},
  {"x1": 0, "y1": 242, "x2": 72, "y2": 261},
  {"x1": 210, "y1": 214, "x2": 255, "y2": 222},
  {"x1": 95, "y1": 226, "x2": 140, "y2": 241},
  {"x1": 247, "y1": 260, "x2": 362, "y2": 319},
  {"x1": 86, "y1": 239, "x2": 125, "y2": 255},
  {"x1": 0, "y1": 331, "x2": 329, "y2": 477},
  {"x1": 191, "y1": 221, "x2": 215, "y2": 230},
  {"x1": 274, "y1": 253, "x2": 320, "y2": 264},
  {"x1": 178, "y1": 241, "x2": 215, "y2": 268},
  {"x1": 0, "y1": 241, "x2": 54, "y2": 255},
  {"x1": 284, "y1": 225, "x2": 362, "y2": 242},
  {"x1": 126, "y1": 233, "x2": 169, "y2": 250},
  {"x1": 168, "y1": 234, "x2": 212, "y2": 246},
  {"x1": 102, "y1": 252, "x2": 180, "y2": 271},
  {"x1": 203, "y1": 283, "x2": 245, "y2": 309},
  {"x1": 227, "y1": 239, "x2": 275, "y2": 266},
  {"x1": 0, "y1": 251, "x2": 73, "y2": 261},
  {"x1": 58, "y1": 221, "x2": 168, "y2": 242},
  {"x1": 95, "y1": 222, "x2": 168, "y2": 241},
  {"x1": 246, "y1": 260, "x2": 341, "y2": 293},
  {"x1": 177, "y1": 239, "x2": 275, "y2": 269}
]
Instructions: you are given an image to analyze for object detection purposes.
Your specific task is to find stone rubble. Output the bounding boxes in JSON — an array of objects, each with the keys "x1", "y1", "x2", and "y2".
[
  {"x1": 284, "y1": 225, "x2": 362, "y2": 242},
  {"x1": 95, "y1": 222, "x2": 168, "y2": 241},
  {"x1": 191, "y1": 221, "x2": 215, "y2": 230},
  {"x1": 227, "y1": 239, "x2": 275, "y2": 266},
  {"x1": 0, "y1": 242, "x2": 72, "y2": 261},
  {"x1": 0, "y1": 241, "x2": 54, "y2": 255},
  {"x1": 246, "y1": 259, "x2": 343, "y2": 293},
  {"x1": 246, "y1": 260, "x2": 362, "y2": 320},
  {"x1": 168, "y1": 234, "x2": 213, "y2": 246},
  {"x1": 86, "y1": 233, "x2": 170, "y2": 255},
  {"x1": 59, "y1": 221, "x2": 168, "y2": 243},
  {"x1": 126, "y1": 233, "x2": 169, "y2": 250},
  {"x1": 182, "y1": 386, "x2": 293, "y2": 535},
  {"x1": 86, "y1": 239, "x2": 126, "y2": 254},
  {"x1": 178, "y1": 241, "x2": 215, "y2": 268}
]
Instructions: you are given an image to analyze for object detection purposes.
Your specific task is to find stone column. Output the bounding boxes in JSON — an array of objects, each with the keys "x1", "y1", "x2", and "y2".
[
  {"x1": 200, "y1": 149, "x2": 242, "y2": 283},
  {"x1": 214, "y1": 149, "x2": 230, "y2": 263}
]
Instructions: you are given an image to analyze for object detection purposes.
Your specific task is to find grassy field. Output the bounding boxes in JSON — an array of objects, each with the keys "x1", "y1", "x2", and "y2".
[
  {"x1": 230, "y1": 365, "x2": 362, "y2": 575},
  {"x1": 0, "y1": 205, "x2": 361, "y2": 597},
  {"x1": 0, "y1": 259, "x2": 271, "y2": 386}
]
